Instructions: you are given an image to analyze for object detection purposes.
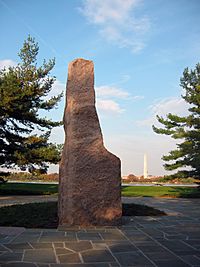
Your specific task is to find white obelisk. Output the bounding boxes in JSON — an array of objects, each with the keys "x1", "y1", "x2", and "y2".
[{"x1": 143, "y1": 153, "x2": 148, "y2": 179}]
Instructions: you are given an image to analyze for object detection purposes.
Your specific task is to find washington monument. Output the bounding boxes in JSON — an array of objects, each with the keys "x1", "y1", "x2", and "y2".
[{"x1": 143, "y1": 153, "x2": 148, "y2": 179}]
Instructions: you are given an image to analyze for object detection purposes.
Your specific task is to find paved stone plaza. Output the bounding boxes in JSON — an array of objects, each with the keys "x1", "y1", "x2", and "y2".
[{"x1": 0, "y1": 197, "x2": 200, "y2": 266}]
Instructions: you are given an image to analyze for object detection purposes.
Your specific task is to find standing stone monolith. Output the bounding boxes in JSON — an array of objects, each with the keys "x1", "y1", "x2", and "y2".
[{"x1": 58, "y1": 58, "x2": 121, "y2": 227}]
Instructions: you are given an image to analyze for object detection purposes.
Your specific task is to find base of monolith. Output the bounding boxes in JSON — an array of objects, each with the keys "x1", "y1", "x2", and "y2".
[{"x1": 59, "y1": 148, "x2": 121, "y2": 227}]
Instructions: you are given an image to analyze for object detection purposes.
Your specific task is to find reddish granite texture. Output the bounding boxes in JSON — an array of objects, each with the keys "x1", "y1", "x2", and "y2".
[{"x1": 58, "y1": 58, "x2": 121, "y2": 227}]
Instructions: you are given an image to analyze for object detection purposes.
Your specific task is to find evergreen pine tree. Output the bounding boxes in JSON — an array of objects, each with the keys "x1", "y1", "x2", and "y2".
[
  {"x1": 153, "y1": 63, "x2": 200, "y2": 178},
  {"x1": 0, "y1": 36, "x2": 63, "y2": 172}
]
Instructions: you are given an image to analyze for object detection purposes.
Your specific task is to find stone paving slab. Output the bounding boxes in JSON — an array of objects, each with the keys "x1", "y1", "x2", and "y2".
[
  {"x1": 24, "y1": 248, "x2": 57, "y2": 263},
  {"x1": 51, "y1": 264, "x2": 110, "y2": 267},
  {"x1": 0, "y1": 197, "x2": 200, "y2": 266}
]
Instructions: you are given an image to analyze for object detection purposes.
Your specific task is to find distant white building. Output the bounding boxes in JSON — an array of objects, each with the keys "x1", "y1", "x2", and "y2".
[{"x1": 143, "y1": 153, "x2": 148, "y2": 178}]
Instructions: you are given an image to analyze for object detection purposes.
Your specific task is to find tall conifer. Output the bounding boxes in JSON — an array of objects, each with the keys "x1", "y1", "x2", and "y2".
[
  {"x1": 0, "y1": 36, "x2": 63, "y2": 172},
  {"x1": 153, "y1": 64, "x2": 200, "y2": 178}
]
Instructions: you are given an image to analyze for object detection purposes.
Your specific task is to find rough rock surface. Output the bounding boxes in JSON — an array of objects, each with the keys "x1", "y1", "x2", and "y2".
[{"x1": 58, "y1": 58, "x2": 121, "y2": 227}]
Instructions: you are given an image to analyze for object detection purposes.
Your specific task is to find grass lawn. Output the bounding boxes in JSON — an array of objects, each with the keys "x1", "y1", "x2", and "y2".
[
  {"x1": 122, "y1": 185, "x2": 200, "y2": 198},
  {"x1": 0, "y1": 183, "x2": 200, "y2": 198},
  {"x1": 0, "y1": 182, "x2": 58, "y2": 195},
  {"x1": 0, "y1": 202, "x2": 166, "y2": 228}
]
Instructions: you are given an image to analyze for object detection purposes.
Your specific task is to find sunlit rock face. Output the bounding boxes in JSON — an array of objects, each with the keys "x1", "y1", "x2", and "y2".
[{"x1": 58, "y1": 58, "x2": 121, "y2": 227}]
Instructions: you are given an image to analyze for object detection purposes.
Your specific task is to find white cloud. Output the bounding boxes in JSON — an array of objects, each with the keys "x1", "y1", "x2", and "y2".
[
  {"x1": 95, "y1": 84, "x2": 143, "y2": 114},
  {"x1": 0, "y1": 59, "x2": 16, "y2": 69},
  {"x1": 132, "y1": 95, "x2": 144, "y2": 100},
  {"x1": 136, "y1": 97, "x2": 189, "y2": 127},
  {"x1": 80, "y1": 0, "x2": 140, "y2": 24},
  {"x1": 48, "y1": 79, "x2": 65, "y2": 97},
  {"x1": 95, "y1": 85, "x2": 130, "y2": 98},
  {"x1": 96, "y1": 99, "x2": 125, "y2": 114},
  {"x1": 80, "y1": 0, "x2": 150, "y2": 53},
  {"x1": 49, "y1": 126, "x2": 64, "y2": 144},
  {"x1": 150, "y1": 97, "x2": 188, "y2": 115}
]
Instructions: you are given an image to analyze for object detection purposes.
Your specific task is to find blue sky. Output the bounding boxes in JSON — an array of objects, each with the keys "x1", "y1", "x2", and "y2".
[{"x1": 0, "y1": 0, "x2": 200, "y2": 175}]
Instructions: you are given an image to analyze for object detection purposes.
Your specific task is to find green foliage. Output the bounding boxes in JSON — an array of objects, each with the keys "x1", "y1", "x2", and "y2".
[
  {"x1": 0, "y1": 171, "x2": 59, "y2": 182},
  {"x1": 0, "y1": 36, "x2": 63, "y2": 171},
  {"x1": 158, "y1": 175, "x2": 199, "y2": 184},
  {"x1": 153, "y1": 63, "x2": 200, "y2": 178}
]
